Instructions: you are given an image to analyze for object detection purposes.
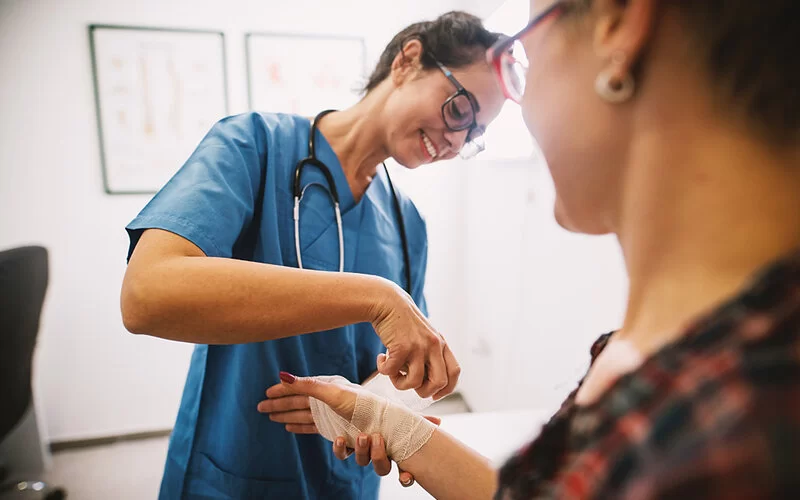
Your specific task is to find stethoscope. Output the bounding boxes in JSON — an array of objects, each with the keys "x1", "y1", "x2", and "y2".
[{"x1": 293, "y1": 109, "x2": 412, "y2": 295}]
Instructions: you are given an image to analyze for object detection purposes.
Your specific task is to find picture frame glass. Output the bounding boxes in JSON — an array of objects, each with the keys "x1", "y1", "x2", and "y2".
[{"x1": 247, "y1": 34, "x2": 365, "y2": 118}]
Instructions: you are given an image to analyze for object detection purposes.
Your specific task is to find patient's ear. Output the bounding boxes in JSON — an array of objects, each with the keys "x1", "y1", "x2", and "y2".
[{"x1": 592, "y1": 0, "x2": 657, "y2": 76}]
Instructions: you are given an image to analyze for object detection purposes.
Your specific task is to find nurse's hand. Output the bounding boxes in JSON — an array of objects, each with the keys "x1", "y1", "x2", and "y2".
[{"x1": 371, "y1": 283, "x2": 461, "y2": 399}]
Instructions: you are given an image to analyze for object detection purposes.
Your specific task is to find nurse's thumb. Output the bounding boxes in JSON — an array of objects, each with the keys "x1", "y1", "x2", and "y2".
[{"x1": 377, "y1": 349, "x2": 407, "y2": 377}]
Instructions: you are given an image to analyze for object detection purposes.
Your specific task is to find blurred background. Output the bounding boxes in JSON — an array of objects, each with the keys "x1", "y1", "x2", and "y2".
[{"x1": 0, "y1": 0, "x2": 628, "y2": 497}]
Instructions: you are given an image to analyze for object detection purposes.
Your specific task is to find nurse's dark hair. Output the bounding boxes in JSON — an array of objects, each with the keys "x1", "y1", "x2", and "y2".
[
  {"x1": 569, "y1": 0, "x2": 800, "y2": 144},
  {"x1": 363, "y1": 11, "x2": 503, "y2": 93}
]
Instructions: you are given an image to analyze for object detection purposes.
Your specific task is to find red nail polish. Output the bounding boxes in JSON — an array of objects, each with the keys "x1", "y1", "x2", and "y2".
[{"x1": 279, "y1": 371, "x2": 296, "y2": 384}]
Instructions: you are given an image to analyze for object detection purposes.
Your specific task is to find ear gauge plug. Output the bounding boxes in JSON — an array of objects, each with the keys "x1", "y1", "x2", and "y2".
[{"x1": 595, "y1": 51, "x2": 635, "y2": 103}]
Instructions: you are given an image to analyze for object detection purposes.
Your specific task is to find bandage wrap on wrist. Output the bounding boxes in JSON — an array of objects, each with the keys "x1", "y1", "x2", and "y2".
[{"x1": 308, "y1": 376, "x2": 436, "y2": 463}]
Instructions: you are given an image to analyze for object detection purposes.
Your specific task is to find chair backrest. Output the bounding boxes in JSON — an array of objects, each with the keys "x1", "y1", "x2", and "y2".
[{"x1": 0, "y1": 246, "x2": 48, "y2": 442}]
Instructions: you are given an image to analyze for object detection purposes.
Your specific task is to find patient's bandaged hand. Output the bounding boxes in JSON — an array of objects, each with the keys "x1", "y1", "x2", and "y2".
[{"x1": 308, "y1": 376, "x2": 436, "y2": 463}]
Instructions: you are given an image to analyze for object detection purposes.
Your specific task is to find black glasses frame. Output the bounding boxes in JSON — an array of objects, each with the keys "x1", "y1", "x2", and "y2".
[{"x1": 431, "y1": 58, "x2": 485, "y2": 142}]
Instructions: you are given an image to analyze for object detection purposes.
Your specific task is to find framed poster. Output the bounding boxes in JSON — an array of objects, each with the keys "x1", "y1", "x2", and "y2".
[
  {"x1": 89, "y1": 25, "x2": 228, "y2": 194},
  {"x1": 246, "y1": 33, "x2": 366, "y2": 117}
]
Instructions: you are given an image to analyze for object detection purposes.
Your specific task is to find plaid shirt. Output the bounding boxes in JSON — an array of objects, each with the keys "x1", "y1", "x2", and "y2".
[{"x1": 496, "y1": 249, "x2": 800, "y2": 499}]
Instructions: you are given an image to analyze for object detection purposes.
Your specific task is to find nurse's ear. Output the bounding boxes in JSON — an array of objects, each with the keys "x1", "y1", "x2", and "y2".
[{"x1": 390, "y1": 39, "x2": 425, "y2": 88}]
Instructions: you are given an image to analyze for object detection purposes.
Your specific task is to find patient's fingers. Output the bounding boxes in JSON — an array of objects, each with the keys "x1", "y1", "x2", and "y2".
[
  {"x1": 257, "y1": 395, "x2": 310, "y2": 413},
  {"x1": 333, "y1": 437, "x2": 351, "y2": 460},
  {"x1": 370, "y1": 434, "x2": 392, "y2": 476},
  {"x1": 265, "y1": 382, "x2": 294, "y2": 398},
  {"x1": 355, "y1": 434, "x2": 371, "y2": 467},
  {"x1": 267, "y1": 410, "x2": 314, "y2": 425},
  {"x1": 284, "y1": 424, "x2": 318, "y2": 434},
  {"x1": 277, "y1": 373, "x2": 355, "y2": 420},
  {"x1": 399, "y1": 468, "x2": 415, "y2": 487}
]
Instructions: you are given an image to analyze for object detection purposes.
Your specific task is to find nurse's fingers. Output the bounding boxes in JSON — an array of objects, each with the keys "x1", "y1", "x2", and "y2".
[
  {"x1": 379, "y1": 354, "x2": 420, "y2": 389},
  {"x1": 284, "y1": 424, "x2": 318, "y2": 434},
  {"x1": 355, "y1": 434, "x2": 371, "y2": 467},
  {"x1": 433, "y1": 343, "x2": 461, "y2": 400},
  {"x1": 379, "y1": 354, "x2": 405, "y2": 388},
  {"x1": 407, "y1": 354, "x2": 427, "y2": 390},
  {"x1": 424, "y1": 415, "x2": 442, "y2": 426},
  {"x1": 267, "y1": 410, "x2": 314, "y2": 425},
  {"x1": 391, "y1": 354, "x2": 426, "y2": 391},
  {"x1": 257, "y1": 395, "x2": 310, "y2": 413},
  {"x1": 376, "y1": 353, "x2": 389, "y2": 372},
  {"x1": 378, "y1": 346, "x2": 412, "y2": 380},
  {"x1": 370, "y1": 434, "x2": 392, "y2": 477},
  {"x1": 416, "y1": 345, "x2": 447, "y2": 399},
  {"x1": 383, "y1": 354, "x2": 406, "y2": 389}
]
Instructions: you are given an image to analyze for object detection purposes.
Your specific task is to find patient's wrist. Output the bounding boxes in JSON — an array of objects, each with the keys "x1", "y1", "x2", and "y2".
[
  {"x1": 351, "y1": 393, "x2": 436, "y2": 462},
  {"x1": 309, "y1": 376, "x2": 436, "y2": 462},
  {"x1": 396, "y1": 427, "x2": 439, "y2": 468}
]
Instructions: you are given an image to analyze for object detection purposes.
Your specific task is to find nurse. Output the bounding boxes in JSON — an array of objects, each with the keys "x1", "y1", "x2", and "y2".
[{"x1": 120, "y1": 10, "x2": 506, "y2": 500}]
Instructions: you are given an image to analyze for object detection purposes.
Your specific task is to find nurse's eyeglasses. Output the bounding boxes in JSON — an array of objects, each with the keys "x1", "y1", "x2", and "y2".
[
  {"x1": 431, "y1": 57, "x2": 486, "y2": 159},
  {"x1": 486, "y1": 2, "x2": 568, "y2": 103}
]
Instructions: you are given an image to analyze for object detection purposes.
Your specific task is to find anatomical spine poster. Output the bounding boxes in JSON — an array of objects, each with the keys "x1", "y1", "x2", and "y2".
[{"x1": 90, "y1": 25, "x2": 228, "y2": 194}]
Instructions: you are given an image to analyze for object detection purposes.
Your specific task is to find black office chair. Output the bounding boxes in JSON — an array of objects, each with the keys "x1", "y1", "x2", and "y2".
[{"x1": 0, "y1": 246, "x2": 65, "y2": 499}]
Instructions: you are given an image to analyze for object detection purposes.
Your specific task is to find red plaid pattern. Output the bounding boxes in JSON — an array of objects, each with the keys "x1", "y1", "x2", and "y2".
[{"x1": 496, "y1": 249, "x2": 800, "y2": 499}]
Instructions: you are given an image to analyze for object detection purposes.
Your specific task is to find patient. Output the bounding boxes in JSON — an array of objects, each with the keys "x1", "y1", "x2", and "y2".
[{"x1": 259, "y1": 0, "x2": 800, "y2": 497}]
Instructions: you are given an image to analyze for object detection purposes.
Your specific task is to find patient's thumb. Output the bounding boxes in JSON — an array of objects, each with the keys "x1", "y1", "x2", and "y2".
[{"x1": 278, "y1": 372, "x2": 335, "y2": 403}]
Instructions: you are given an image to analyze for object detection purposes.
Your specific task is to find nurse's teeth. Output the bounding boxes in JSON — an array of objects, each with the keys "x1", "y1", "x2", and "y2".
[{"x1": 422, "y1": 133, "x2": 437, "y2": 159}]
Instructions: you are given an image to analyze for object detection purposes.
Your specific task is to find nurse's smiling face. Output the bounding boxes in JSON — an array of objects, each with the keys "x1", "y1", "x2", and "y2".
[{"x1": 380, "y1": 40, "x2": 505, "y2": 169}]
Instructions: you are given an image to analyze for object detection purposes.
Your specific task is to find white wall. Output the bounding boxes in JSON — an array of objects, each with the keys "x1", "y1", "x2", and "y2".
[
  {"x1": 0, "y1": 0, "x2": 474, "y2": 442},
  {"x1": 457, "y1": 154, "x2": 628, "y2": 414},
  {"x1": 393, "y1": 154, "x2": 629, "y2": 417},
  {"x1": 445, "y1": 0, "x2": 630, "y2": 415}
]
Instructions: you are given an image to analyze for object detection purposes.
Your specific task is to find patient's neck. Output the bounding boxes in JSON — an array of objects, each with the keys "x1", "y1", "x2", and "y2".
[{"x1": 614, "y1": 114, "x2": 800, "y2": 356}]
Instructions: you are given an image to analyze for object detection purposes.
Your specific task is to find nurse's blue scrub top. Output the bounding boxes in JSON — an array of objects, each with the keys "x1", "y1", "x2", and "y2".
[{"x1": 125, "y1": 112, "x2": 429, "y2": 499}]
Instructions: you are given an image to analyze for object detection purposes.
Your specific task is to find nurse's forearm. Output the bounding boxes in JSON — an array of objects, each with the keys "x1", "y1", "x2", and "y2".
[
  {"x1": 121, "y1": 230, "x2": 396, "y2": 344},
  {"x1": 397, "y1": 429, "x2": 498, "y2": 500}
]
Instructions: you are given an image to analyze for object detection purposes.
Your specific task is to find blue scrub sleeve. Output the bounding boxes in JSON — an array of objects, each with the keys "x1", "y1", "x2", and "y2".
[{"x1": 126, "y1": 113, "x2": 268, "y2": 261}]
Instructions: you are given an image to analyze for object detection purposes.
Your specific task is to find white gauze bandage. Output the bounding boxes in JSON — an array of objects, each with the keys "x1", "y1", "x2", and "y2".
[{"x1": 308, "y1": 376, "x2": 436, "y2": 463}]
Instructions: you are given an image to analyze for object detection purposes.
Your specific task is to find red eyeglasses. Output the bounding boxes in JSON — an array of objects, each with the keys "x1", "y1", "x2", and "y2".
[{"x1": 486, "y1": 2, "x2": 568, "y2": 103}]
